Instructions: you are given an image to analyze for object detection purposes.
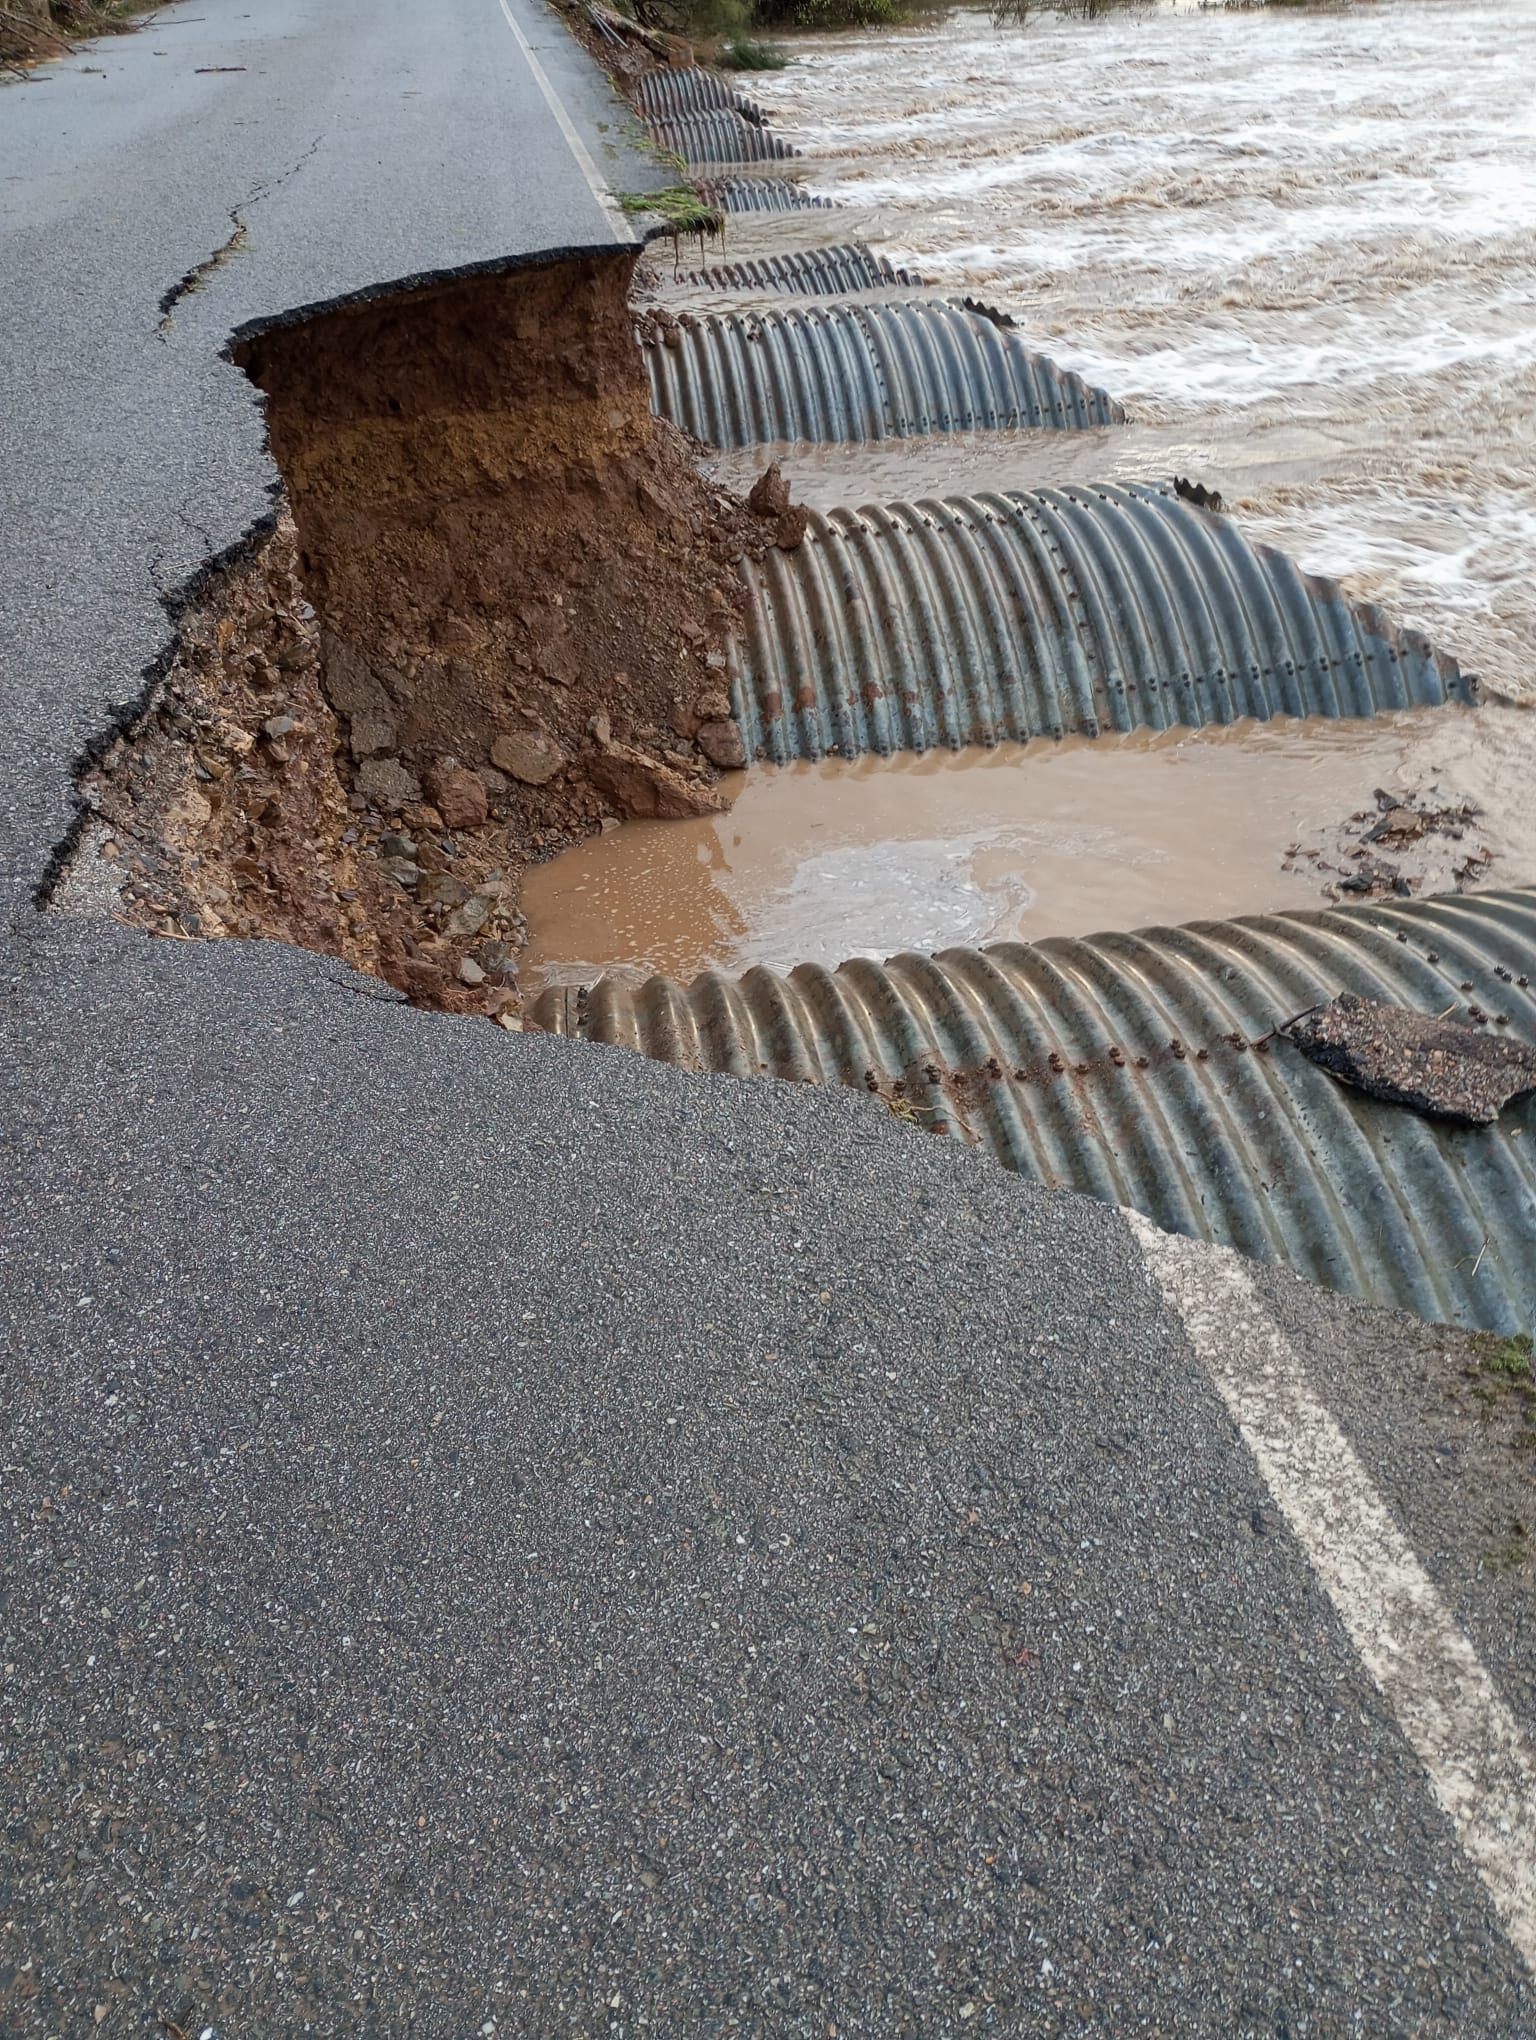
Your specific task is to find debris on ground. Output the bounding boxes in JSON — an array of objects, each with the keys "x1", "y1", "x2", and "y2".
[
  {"x1": 1282, "y1": 782, "x2": 1494, "y2": 903},
  {"x1": 1173, "y1": 476, "x2": 1224, "y2": 513},
  {"x1": 1283, "y1": 991, "x2": 1536, "y2": 1124},
  {"x1": 745, "y1": 460, "x2": 809, "y2": 551}
]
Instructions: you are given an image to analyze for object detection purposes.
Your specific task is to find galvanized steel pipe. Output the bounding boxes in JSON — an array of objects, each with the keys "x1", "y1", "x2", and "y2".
[
  {"x1": 530, "y1": 889, "x2": 1536, "y2": 1333},
  {"x1": 727, "y1": 486, "x2": 1474, "y2": 761}
]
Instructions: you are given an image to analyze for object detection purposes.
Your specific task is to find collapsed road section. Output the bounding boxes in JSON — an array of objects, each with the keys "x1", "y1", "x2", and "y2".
[
  {"x1": 54, "y1": 37, "x2": 1536, "y2": 1352},
  {"x1": 59, "y1": 246, "x2": 776, "y2": 1012}
]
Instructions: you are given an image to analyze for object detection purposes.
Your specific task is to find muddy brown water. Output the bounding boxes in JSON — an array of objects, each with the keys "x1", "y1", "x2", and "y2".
[
  {"x1": 521, "y1": 707, "x2": 1536, "y2": 988},
  {"x1": 732, "y1": 0, "x2": 1536, "y2": 700},
  {"x1": 528, "y1": 0, "x2": 1536, "y2": 986}
]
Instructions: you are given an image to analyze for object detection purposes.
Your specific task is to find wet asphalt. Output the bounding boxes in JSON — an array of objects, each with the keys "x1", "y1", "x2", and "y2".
[{"x1": 1, "y1": 1, "x2": 1532, "y2": 2030}]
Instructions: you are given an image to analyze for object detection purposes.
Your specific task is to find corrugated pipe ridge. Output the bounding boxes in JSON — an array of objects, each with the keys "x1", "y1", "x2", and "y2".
[
  {"x1": 634, "y1": 67, "x2": 769, "y2": 125},
  {"x1": 688, "y1": 244, "x2": 924, "y2": 296},
  {"x1": 698, "y1": 179, "x2": 835, "y2": 212},
  {"x1": 529, "y1": 890, "x2": 1536, "y2": 1333},
  {"x1": 646, "y1": 110, "x2": 799, "y2": 165},
  {"x1": 643, "y1": 303, "x2": 1123, "y2": 451},
  {"x1": 727, "y1": 485, "x2": 1473, "y2": 763}
]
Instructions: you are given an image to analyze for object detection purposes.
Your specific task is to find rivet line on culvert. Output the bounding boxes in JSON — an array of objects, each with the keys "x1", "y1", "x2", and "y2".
[
  {"x1": 726, "y1": 484, "x2": 1473, "y2": 761},
  {"x1": 687, "y1": 245, "x2": 925, "y2": 296},
  {"x1": 528, "y1": 889, "x2": 1536, "y2": 1336},
  {"x1": 643, "y1": 303, "x2": 1122, "y2": 450}
]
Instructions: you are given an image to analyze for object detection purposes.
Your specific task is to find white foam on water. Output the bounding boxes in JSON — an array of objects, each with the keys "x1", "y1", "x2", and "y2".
[{"x1": 747, "y1": 0, "x2": 1536, "y2": 692}]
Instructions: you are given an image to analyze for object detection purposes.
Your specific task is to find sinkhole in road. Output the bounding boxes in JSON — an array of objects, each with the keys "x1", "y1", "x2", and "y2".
[{"x1": 519, "y1": 704, "x2": 1536, "y2": 994}]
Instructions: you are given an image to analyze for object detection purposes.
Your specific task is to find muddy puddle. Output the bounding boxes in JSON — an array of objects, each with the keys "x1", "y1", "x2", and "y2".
[{"x1": 520, "y1": 705, "x2": 1536, "y2": 988}]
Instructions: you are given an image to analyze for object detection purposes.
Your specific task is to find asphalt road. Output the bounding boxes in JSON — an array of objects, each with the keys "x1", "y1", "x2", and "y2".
[{"x1": 2, "y1": 2, "x2": 1533, "y2": 2031}]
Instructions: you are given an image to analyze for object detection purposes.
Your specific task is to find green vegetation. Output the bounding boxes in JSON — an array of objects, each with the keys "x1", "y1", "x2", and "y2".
[
  {"x1": 990, "y1": 0, "x2": 1149, "y2": 21},
  {"x1": 1479, "y1": 1332, "x2": 1535, "y2": 1385},
  {"x1": 620, "y1": 185, "x2": 724, "y2": 235},
  {"x1": 635, "y1": 0, "x2": 911, "y2": 39},
  {"x1": 752, "y1": 0, "x2": 907, "y2": 24},
  {"x1": 718, "y1": 33, "x2": 789, "y2": 67}
]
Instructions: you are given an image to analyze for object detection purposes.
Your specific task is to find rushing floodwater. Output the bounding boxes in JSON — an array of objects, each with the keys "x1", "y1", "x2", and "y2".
[
  {"x1": 528, "y1": 0, "x2": 1536, "y2": 989},
  {"x1": 730, "y1": 0, "x2": 1536, "y2": 699}
]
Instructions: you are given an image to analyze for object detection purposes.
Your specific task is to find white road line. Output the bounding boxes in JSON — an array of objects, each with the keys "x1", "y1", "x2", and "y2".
[
  {"x1": 1128, "y1": 1211, "x2": 1536, "y2": 1977},
  {"x1": 494, "y1": 0, "x2": 635, "y2": 246}
]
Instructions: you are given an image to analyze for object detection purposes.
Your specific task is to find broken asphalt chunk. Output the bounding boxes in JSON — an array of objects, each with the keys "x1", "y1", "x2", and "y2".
[{"x1": 1283, "y1": 991, "x2": 1536, "y2": 1125}]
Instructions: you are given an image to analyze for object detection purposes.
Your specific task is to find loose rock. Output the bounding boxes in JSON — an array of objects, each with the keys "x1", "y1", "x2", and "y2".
[
  {"x1": 748, "y1": 462, "x2": 791, "y2": 521},
  {"x1": 490, "y1": 729, "x2": 565, "y2": 787},
  {"x1": 587, "y1": 740, "x2": 731, "y2": 820},
  {"x1": 422, "y1": 758, "x2": 490, "y2": 831},
  {"x1": 348, "y1": 711, "x2": 398, "y2": 760},
  {"x1": 696, "y1": 718, "x2": 747, "y2": 770},
  {"x1": 355, "y1": 757, "x2": 422, "y2": 813}
]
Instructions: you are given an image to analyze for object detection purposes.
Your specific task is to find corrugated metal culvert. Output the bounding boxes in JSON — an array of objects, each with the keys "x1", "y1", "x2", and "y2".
[
  {"x1": 728, "y1": 485, "x2": 1474, "y2": 763},
  {"x1": 646, "y1": 110, "x2": 799, "y2": 166},
  {"x1": 530, "y1": 888, "x2": 1536, "y2": 1334},
  {"x1": 643, "y1": 302, "x2": 1122, "y2": 450},
  {"x1": 688, "y1": 244, "x2": 924, "y2": 296},
  {"x1": 698, "y1": 178, "x2": 836, "y2": 213},
  {"x1": 634, "y1": 67, "x2": 769, "y2": 125}
]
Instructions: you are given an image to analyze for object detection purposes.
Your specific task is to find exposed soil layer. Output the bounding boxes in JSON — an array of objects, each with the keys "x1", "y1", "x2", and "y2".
[{"x1": 64, "y1": 250, "x2": 777, "y2": 1013}]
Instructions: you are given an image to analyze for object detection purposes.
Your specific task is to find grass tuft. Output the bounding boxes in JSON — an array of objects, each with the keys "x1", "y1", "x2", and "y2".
[{"x1": 718, "y1": 33, "x2": 789, "y2": 67}]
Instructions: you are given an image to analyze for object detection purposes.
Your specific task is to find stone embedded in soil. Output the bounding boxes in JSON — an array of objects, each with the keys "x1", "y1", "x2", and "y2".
[
  {"x1": 422, "y1": 759, "x2": 489, "y2": 832},
  {"x1": 355, "y1": 756, "x2": 422, "y2": 813},
  {"x1": 696, "y1": 718, "x2": 747, "y2": 770},
  {"x1": 349, "y1": 711, "x2": 398, "y2": 760},
  {"x1": 774, "y1": 505, "x2": 809, "y2": 552},
  {"x1": 491, "y1": 729, "x2": 565, "y2": 786},
  {"x1": 445, "y1": 895, "x2": 491, "y2": 938},
  {"x1": 693, "y1": 689, "x2": 732, "y2": 724},
  {"x1": 1283, "y1": 991, "x2": 1536, "y2": 1125},
  {"x1": 587, "y1": 740, "x2": 730, "y2": 821}
]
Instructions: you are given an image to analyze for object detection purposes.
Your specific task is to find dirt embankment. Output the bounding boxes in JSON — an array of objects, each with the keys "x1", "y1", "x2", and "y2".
[{"x1": 65, "y1": 248, "x2": 778, "y2": 1012}]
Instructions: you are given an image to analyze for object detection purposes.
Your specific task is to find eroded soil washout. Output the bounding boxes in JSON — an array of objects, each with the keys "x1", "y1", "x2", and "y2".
[{"x1": 62, "y1": 248, "x2": 778, "y2": 1012}]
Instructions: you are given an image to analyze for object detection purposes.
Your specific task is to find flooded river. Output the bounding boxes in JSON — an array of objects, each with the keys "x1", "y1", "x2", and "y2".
[
  {"x1": 529, "y1": 0, "x2": 1536, "y2": 990},
  {"x1": 738, "y1": 0, "x2": 1536, "y2": 699}
]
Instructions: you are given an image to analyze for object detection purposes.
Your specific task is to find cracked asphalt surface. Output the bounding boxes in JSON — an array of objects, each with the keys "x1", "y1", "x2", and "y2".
[{"x1": 2, "y1": 1, "x2": 1533, "y2": 2030}]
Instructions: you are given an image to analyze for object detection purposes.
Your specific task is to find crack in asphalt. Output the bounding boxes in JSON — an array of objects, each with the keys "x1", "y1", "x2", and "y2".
[{"x1": 156, "y1": 134, "x2": 323, "y2": 333}]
